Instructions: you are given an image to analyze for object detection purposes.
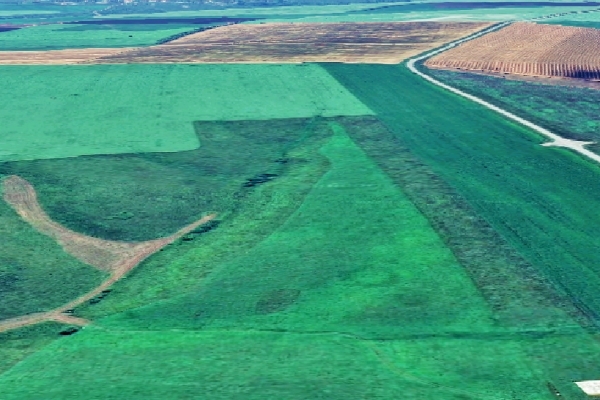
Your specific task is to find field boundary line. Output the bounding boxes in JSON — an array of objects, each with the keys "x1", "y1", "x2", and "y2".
[{"x1": 406, "y1": 22, "x2": 600, "y2": 165}]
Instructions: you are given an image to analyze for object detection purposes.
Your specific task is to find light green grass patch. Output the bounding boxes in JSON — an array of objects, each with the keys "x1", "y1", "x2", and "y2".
[
  {"x1": 261, "y1": 6, "x2": 600, "y2": 23},
  {"x1": 0, "y1": 64, "x2": 371, "y2": 161},
  {"x1": 0, "y1": 23, "x2": 199, "y2": 51},
  {"x1": 92, "y1": 3, "x2": 403, "y2": 19}
]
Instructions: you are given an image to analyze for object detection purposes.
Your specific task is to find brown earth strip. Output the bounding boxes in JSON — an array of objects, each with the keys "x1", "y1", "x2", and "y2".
[
  {"x1": 426, "y1": 22, "x2": 600, "y2": 80},
  {"x1": 0, "y1": 47, "x2": 133, "y2": 65},
  {"x1": 0, "y1": 22, "x2": 491, "y2": 65},
  {"x1": 0, "y1": 175, "x2": 216, "y2": 333},
  {"x1": 92, "y1": 22, "x2": 491, "y2": 64}
]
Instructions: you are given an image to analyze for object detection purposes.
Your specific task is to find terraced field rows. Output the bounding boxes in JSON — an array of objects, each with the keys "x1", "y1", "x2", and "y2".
[{"x1": 427, "y1": 22, "x2": 600, "y2": 79}]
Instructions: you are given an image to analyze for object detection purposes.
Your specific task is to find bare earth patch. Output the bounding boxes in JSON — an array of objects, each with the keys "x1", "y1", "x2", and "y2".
[
  {"x1": 427, "y1": 22, "x2": 600, "y2": 81},
  {"x1": 0, "y1": 22, "x2": 491, "y2": 65},
  {"x1": 0, "y1": 175, "x2": 216, "y2": 333},
  {"x1": 0, "y1": 48, "x2": 133, "y2": 65}
]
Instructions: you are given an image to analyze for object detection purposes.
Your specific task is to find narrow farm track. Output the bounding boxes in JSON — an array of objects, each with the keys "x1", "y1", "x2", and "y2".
[
  {"x1": 407, "y1": 23, "x2": 600, "y2": 164},
  {"x1": 0, "y1": 175, "x2": 216, "y2": 333}
]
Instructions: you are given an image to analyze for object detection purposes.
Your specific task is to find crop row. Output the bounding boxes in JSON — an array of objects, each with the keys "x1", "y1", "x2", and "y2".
[{"x1": 426, "y1": 22, "x2": 600, "y2": 80}]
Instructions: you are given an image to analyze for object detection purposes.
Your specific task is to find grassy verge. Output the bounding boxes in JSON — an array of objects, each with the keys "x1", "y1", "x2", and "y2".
[{"x1": 427, "y1": 68, "x2": 600, "y2": 152}]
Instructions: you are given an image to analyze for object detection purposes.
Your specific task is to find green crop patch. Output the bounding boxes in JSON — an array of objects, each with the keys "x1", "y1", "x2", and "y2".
[
  {"x1": 96, "y1": 119, "x2": 494, "y2": 337},
  {"x1": 0, "y1": 24, "x2": 202, "y2": 51},
  {"x1": 0, "y1": 64, "x2": 371, "y2": 162},
  {"x1": 323, "y1": 63, "x2": 600, "y2": 326},
  {"x1": 0, "y1": 180, "x2": 105, "y2": 320}
]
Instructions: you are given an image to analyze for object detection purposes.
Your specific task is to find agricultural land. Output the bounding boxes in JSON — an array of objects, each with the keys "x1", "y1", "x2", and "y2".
[
  {"x1": 3, "y1": 1, "x2": 600, "y2": 399},
  {"x1": 427, "y1": 22, "x2": 600, "y2": 80},
  {"x1": 0, "y1": 21, "x2": 491, "y2": 64}
]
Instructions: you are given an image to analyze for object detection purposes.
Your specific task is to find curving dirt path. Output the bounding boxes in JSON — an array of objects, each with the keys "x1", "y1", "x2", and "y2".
[
  {"x1": 406, "y1": 22, "x2": 600, "y2": 165},
  {"x1": 0, "y1": 175, "x2": 216, "y2": 333}
]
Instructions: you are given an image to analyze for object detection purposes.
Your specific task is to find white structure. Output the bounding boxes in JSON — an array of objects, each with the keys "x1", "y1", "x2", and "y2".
[{"x1": 575, "y1": 380, "x2": 600, "y2": 396}]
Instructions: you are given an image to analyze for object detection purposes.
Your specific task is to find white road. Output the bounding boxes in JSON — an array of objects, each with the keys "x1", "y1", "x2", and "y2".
[{"x1": 406, "y1": 22, "x2": 600, "y2": 165}]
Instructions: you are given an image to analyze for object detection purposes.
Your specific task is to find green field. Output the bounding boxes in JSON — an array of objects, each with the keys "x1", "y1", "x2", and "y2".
[
  {"x1": 0, "y1": 23, "x2": 202, "y2": 51},
  {"x1": 427, "y1": 68, "x2": 600, "y2": 153},
  {"x1": 3, "y1": 326, "x2": 599, "y2": 399},
  {"x1": 4, "y1": 8, "x2": 600, "y2": 398},
  {"x1": 5, "y1": 114, "x2": 600, "y2": 399},
  {"x1": 94, "y1": 3, "x2": 401, "y2": 19},
  {"x1": 246, "y1": 4, "x2": 600, "y2": 23},
  {"x1": 1, "y1": 112, "x2": 600, "y2": 398},
  {"x1": 92, "y1": 119, "x2": 494, "y2": 336},
  {"x1": 324, "y1": 63, "x2": 600, "y2": 324},
  {"x1": 0, "y1": 64, "x2": 370, "y2": 162}
]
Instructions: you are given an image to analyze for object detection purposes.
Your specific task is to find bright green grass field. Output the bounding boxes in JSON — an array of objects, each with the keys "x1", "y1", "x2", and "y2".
[
  {"x1": 324, "y1": 63, "x2": 600, "y2": 325},
  {"x1": 95, "y1": 123, "x2": 494, "y2": 336},
  {"x1": 0, "y1": 64, "x2": 371, "y2": 162},
  {"x1": 3, "y1": 327, "x2": 600, "y2": 399},
  {"x1": 0, "y1": 24, "x2": 199, "y2": 51}
]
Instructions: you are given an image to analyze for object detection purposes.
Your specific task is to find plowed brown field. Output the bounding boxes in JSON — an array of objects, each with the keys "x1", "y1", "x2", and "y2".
[
  {"x1": 426, "y1": 22, "x2": 600, "y2": 80},
  {"x1": 92, "y1": 22, "x2": 490, "y2": 64},
  {"x1": 0, "y1": 22, "x2": 490, "y2": 65}
]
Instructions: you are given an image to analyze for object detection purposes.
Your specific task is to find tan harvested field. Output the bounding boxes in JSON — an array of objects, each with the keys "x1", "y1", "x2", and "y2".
[
  {"x1": 0, "y1": 22, "x2": 491, "y2": 65},
  {"x1": 0, "y1": 175, "x2": 216, "y2": 333},
  {"x1": 92, "y1": 22, "x2": 491, "y2": 64},
  {"x1": 427, "y1": 22, "x2": 600, "y2": 80},
  {"x1": 0, "y1": 48, "x2": 130, "y2": 65}
]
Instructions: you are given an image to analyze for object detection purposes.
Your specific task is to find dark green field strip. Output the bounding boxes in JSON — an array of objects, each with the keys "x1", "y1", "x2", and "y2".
[
  {"x1": 0, "y1": 187, "x2": 105, "y2": 320},
  {"x1": 338, "y1": 116, "x2": 586, "y2": 329},
  {"x1": 95, "y1": 119, "x2": 495, "y2": 337},
  {"x1": 427, "y1": 69, "x2": 600, "y2": 150},
  {"x1": 323, "y1": 63, "x2": 600, "y2": 325}
]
